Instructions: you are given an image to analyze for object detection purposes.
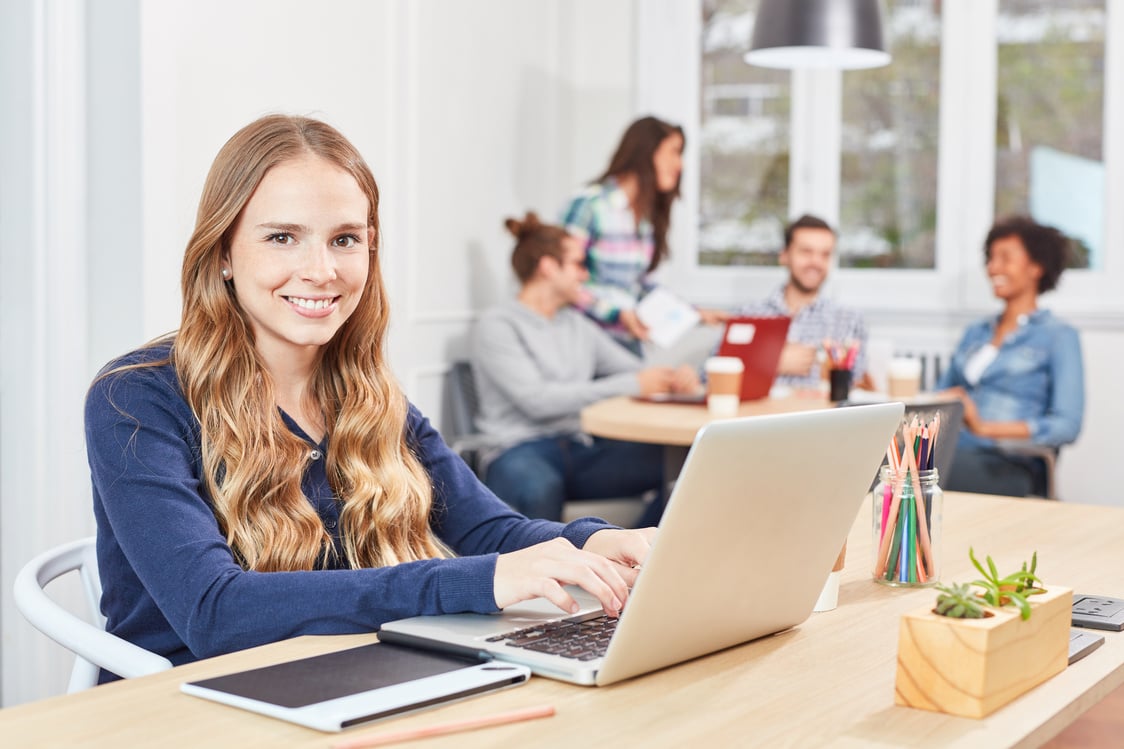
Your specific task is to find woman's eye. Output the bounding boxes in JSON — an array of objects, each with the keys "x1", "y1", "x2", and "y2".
[
  {"x1": 267, "y1": 233, "x2": 293, "y2": 245},
  {"x1": 333, "y1": 234, "x2": 363, "y2": 249}
]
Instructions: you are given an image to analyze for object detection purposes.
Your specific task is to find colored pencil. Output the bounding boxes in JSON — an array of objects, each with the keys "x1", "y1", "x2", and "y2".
[{"x1": 333, "y1": 705, "x2": 556, "y2": 749}]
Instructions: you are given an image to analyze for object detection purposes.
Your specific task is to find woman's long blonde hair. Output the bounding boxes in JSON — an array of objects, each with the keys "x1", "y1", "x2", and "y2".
[{"x1": 171, "y1": 114, "x2": 443, "y2": 571}]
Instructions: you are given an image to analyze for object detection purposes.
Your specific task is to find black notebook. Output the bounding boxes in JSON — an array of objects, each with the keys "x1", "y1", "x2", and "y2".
[{"x1": 180, "y1": 642, "x2": 530, "y2": 732}]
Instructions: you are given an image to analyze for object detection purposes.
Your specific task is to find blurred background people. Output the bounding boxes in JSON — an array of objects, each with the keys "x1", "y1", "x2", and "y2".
[
  {"x1": 472, "y1": 212, "x2": 698, "y2": 524},
  {"x1": 560, "y1": 116, "x2": 726, "y2": 356},
  {"x1": 736, "y1": 214, "x2": 871, "y2": 390},
  {"x1": 938, "y1": 216, "x2": 1084, "y2": 497}
]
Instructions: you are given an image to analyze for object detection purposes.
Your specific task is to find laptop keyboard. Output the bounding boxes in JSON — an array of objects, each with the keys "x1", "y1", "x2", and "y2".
[{"x1": 484, "y1": 612, "x2": 617, "y2": 661}]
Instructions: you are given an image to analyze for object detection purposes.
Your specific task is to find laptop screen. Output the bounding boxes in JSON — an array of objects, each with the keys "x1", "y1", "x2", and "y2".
[{"x1": 716, "y1": 316, "x2": 791, "y2": 400}]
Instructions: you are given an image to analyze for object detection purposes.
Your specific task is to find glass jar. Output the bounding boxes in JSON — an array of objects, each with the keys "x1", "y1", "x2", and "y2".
[{"x1": 871, "y1": 466, "x2": 942, "y2": 587}]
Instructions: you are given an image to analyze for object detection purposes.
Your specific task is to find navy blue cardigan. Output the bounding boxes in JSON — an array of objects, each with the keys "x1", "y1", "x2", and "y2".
[{"x1": 85, "y1": 343, "x2": 610, "y2": 675}]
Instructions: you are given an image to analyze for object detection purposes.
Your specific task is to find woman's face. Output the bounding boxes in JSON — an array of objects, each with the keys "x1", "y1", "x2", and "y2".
[
  {"x1": 986, "y1": 234, "x2": 1043, "y2": 302},
  {"x1": 224, "y1": 154, "x2": 371, "y2": 369},
  {"x1": 652, "y1": 132, "x2": 684, "y2": 193}
]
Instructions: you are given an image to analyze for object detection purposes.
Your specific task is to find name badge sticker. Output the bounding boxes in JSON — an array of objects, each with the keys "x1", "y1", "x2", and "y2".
[{"x1": 726, "y1": 323, "x2": 757, "y2": 345}]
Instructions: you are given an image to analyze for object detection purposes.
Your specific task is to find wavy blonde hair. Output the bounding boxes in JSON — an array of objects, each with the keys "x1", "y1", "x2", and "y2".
[{"x1": 167, "y1": 114, "x2": 444, "y2": 571}]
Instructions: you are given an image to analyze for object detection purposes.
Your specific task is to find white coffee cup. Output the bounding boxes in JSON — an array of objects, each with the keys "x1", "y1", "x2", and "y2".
[
  {"x1": 887, "y1": 357, "x2": 922, "y2": 399},
  {"x1": 704, "y1": 356, "x2": 744, "y2": 418}
]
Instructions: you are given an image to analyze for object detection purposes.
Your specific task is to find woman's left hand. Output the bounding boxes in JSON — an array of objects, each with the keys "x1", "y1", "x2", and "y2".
[
  {"x1": 697, "y1": 308, "x2": 730, "y2": 326},
  {"x1": 583, "y1": 528, "x2": 657, "y2": 581}
]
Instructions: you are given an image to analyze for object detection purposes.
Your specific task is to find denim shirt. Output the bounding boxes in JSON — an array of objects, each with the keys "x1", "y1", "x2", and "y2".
[{"x1": 937, "y1": 309, "x2": 1084, "y2": 449}]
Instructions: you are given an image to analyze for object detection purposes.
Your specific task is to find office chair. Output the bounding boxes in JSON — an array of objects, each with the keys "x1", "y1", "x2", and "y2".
[
  {"x1": 13, "y1": 536, "x2": 173, "y2": 693},
  {"x1": 445, "y1": 361, "x2": 649, "y2": 526},
  {"x1": 994, "y1": 440, "x2": 1059, "y2": 500},
  {"x1": 901, "y1": 398, "x2": 964, "y2": 482}
]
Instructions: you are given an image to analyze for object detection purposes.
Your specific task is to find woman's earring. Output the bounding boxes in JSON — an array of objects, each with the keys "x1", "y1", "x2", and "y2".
[{"x1": 221, "y1": 268, "x2": 231, "y2": 280}]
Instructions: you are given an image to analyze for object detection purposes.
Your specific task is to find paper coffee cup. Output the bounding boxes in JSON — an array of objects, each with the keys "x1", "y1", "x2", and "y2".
[
  {"x1": 813, "y1": 570, "x2": 841, "y2": 612},
  {"x1": 705, "y1": 357, "x2": 743, "y2": 417},
  {"x1": 813, "y1": 542, "x2": 846, "y2": 612},
  {"x1": 887, "y1": 357, "x2": 922, "y2": 399}
]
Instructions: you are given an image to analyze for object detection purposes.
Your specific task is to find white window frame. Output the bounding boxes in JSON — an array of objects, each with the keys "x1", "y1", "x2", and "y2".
[{"x1": 636, "y1": 0, "x2": 1124, "y2": 327}]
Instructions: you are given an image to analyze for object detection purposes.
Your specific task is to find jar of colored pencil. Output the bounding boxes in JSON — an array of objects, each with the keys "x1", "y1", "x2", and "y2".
[{"x1": 871, "y1": 466, "x2": 943, "y2": 587}]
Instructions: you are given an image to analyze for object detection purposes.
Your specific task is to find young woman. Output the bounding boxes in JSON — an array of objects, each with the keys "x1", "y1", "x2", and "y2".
[
  {"x1": 938, "y1": 216, "x2": 1084, "y2": 497},
  {"x1": 560, "y1": 116, "x2": 726, "y2": 355},
  {"x1": 85, "y1": 115, "x2": 653, "y2": 680}
]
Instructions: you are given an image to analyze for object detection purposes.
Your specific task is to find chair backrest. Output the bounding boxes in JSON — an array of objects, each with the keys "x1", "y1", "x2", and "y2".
[
  {"x1": 447, "y1": 360, "x2": 480, "y2": 441},
  {"x1": 902, "y1": 399, "x2": 965, "y2": 483},
  {"x1": 445, "y1": 360, "x2": 488, "y2": 474},
  {"x1": 13, "y1": 537, "x2": 172, "y2": 693}
]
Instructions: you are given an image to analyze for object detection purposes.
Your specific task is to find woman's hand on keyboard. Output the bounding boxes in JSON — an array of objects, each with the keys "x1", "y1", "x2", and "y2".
[
  {"x1": 582, "y1": 527, "x2": 656, "y2": 578},
  {"x1": 493, "y1": 537, "x2": 632, "y2": 617}
]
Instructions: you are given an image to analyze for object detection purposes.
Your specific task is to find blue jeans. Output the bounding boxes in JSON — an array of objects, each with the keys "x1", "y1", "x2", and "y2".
[{"x1": 484, "y1": 435, "x2": 665, "y2": 525}]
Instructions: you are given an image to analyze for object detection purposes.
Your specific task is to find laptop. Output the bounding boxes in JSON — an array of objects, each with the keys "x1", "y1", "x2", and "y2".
[
  {"x1": 380, "y1": 401, "x2": 904, "y2": 686},
  {"x1": 717, "y1": 315, "x2": 792, "y2": 401}
]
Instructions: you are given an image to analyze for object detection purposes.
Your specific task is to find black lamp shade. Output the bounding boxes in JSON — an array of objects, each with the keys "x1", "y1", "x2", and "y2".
[{"x1": 745, "y1": 0, "x2": 891, "y2": 70}]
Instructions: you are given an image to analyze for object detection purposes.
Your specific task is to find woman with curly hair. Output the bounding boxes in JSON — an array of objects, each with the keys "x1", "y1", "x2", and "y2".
[
  {"x1": 86, "y1": 115, "x2": 652, "y2": 680},
  {"x1": 938, "y1": 216, "x2": 1084, "y2": 497}
]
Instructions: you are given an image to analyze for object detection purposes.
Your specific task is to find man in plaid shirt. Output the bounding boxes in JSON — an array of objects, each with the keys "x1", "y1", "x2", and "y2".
[{"x1": 737, "y1": 215, "x2": 870, "y2": 390}]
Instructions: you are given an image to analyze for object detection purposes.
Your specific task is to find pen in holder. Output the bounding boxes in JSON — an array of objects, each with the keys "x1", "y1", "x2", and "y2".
[
  {"x1": 871, "y1": 415, "x2": 944, "y2": 587},
  {"x1": 823, "y1": 338, "x2": 858, "y2": 402}
]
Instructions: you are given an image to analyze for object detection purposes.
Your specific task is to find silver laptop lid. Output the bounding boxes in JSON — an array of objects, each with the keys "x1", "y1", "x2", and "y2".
[{"x1": 597, "y1": 401, "x2": 902, "y2": 684}]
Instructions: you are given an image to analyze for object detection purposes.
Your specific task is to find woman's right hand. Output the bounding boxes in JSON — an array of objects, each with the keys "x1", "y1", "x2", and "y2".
[
  {"x1": 493, "y1": 537, "x2": 633, "y2": 617},
  {"x1": 618, "y1": 309, "x2": 651, "y2": 341}
]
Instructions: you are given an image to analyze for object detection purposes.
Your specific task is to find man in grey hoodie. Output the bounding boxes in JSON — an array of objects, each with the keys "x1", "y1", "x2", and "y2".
[{"x1": 472, "y1": 213, "x2": 699, "y2": 524}]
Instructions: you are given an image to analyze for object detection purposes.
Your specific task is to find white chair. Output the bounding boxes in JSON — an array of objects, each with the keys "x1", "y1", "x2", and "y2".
[{"x1": 13, "y1": 536, "x2": 172, "y2": 693}]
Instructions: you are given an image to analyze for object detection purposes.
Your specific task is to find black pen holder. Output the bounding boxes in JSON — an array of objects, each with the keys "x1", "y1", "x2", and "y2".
[{"x1": 829, "y1": 368, "x2": 852, "y2": 402}]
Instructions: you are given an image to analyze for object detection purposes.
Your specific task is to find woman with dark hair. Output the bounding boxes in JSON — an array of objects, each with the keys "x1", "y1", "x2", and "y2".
[
  {"x1": 85, "y1": 116, "x2": 654, "y2": 679},
  {"x1": 938, "y1": 216, "x2": 1084, "y2": 497},
  {"x1": 560, "y1": 116, "x2": 726, "y2": 354}
]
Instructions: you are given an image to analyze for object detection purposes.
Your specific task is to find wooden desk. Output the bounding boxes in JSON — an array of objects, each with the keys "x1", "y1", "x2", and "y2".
[
  {"x1": 580, "y1": 393, "x2": 833, "y2": 447},
  {"x1": 3, "y1": 494, "x2": 1122, "y2": 748},
  {"x1": 581, "y1": 393, "x2": 835, "y2": 490}
]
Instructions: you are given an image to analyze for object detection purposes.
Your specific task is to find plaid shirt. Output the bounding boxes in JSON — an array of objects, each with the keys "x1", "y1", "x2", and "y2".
[
  {"x1": 738, "y1": 284, "x2": 869, "y2": 388},
  {"x1": 560, "y1": 178, "x2": 657, "y2": 348}
]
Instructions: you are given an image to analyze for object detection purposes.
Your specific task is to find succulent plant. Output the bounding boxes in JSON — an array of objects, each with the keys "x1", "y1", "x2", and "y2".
[
  {"x1": 932, "y1": 549, "x2": 1047, "y2": 620},
  {"x1": 969, "y1": 547, "x2": 1045, "y2": 620},
  {"x1": 934, "y1": 582, "x2": 987, "y2": 619}
]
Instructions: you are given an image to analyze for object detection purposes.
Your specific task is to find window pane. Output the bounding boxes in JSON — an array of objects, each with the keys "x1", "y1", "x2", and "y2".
[
  {"x1": 699, "y1": 0, "x2": 790, "y2": 266},
  {"x1": 995, "y1": 0, "x2": 1104, "y2": 270},
  {"x1": 839, "y1": 0, "x2": 941, "y2": 269}
]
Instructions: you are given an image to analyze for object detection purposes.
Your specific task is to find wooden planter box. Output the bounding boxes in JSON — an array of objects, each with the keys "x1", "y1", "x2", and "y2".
[{"x1": 894, "y1": 585, "x2": 1072, "y2": 718}]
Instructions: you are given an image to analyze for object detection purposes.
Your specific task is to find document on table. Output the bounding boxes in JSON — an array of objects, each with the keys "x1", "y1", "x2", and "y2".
[{"x1": 635, "y1": 288, "x2": 700, "y2": 348}]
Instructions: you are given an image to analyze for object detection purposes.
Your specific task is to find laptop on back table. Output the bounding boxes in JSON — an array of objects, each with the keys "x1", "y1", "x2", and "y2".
[
  {"x1": 380, "y1": 402, "x2": 903, "y2": 686},
  {"x1": 717, "y1": 315, "x2": 792, "y2": 401}
]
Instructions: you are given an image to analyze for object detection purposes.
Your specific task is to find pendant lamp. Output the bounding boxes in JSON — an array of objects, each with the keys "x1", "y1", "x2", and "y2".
[{"x1": 744, "y1": 0, "x2": 891, "y2": 70}]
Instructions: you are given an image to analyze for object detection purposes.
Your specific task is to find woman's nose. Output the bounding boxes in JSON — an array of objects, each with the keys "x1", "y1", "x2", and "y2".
[{"x1": 301, "y1": 244, "x2": 338, "y2": 283}]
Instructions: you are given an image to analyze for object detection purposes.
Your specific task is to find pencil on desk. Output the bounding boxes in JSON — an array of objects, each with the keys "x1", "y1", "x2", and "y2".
[{"x1": 332, "y1": 704, "x2": 556, "y2": 749}]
